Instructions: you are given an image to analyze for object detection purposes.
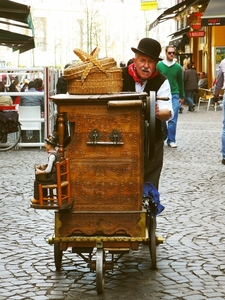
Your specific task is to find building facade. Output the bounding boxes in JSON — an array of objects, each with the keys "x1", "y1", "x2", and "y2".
[
  {"x1": 0, "y1": 0, "x2": 175, "y2": 69},
  {"x1": 149, "y1": 0, "x2": 225, "y2": 88}
]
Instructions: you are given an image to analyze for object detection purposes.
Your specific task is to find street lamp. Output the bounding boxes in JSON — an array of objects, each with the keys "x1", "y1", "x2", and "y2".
[{"x1": 54, "y1": 41, "x2": 61, "y2": 68}]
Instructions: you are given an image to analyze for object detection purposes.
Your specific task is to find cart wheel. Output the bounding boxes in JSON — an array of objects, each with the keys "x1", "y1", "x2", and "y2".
[
  {"x1": 145, "y1": 91, "x2": 156, "y2": 160},
  {"x1": 96, "y1": 248, "x2": 105, "y2": 294},
  {"x1": 54, "y1": 242, "x2": 62, "y2": 271},
  {"x1": 148, "y1": 216, "x2": 157, "y2": 270}
]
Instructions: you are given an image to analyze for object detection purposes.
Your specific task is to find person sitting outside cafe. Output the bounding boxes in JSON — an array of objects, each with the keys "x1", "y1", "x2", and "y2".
[
  {"x1": 8, "y1": 80, "x2": 20, "y2": 105},
  {"x1": 198, "y1": 72, "x2": 208, "y2": 89},
  {"x1": 20, "y1": 81, "x2": 44, "y2": 142},
  {"x1": 0, "y1": 81, "x2": 13, "y2": 143}
]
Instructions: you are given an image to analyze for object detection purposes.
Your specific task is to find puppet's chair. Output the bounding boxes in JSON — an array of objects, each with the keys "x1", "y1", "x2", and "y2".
[{"x1": 33, "y1": 159, "x2": 71, "y2": 209}]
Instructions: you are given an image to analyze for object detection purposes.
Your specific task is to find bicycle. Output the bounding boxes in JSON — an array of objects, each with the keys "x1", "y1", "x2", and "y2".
[{"x1": 0, "y1": 106, "x2": 21, "y2": 151}]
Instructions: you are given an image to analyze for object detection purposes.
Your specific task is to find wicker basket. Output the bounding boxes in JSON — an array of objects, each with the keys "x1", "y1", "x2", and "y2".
[
  {"x1": 65, "y1": 48, "x2": 123, "y2": 95},
  {"x1": 67, "y1": 68, "x2": 123, "y2": 95},
  {"x1": 63, "y1": 58, "x2": 117, "y2": 81}
]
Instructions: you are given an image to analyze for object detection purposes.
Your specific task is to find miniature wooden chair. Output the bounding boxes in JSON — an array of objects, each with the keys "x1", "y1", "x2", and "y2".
[{"x1": 38, "y1": 158, "x2": 71, "y2": 208}]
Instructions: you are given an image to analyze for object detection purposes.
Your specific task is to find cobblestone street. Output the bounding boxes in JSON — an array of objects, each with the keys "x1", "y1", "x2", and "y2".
[{"x1": 0, "y1": 106, "x2": 225, "y2": 300}]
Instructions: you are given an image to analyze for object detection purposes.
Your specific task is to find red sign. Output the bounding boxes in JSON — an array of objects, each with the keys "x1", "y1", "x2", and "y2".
[
  {"x1": 207, "y1": 18, "x2": 221, "y2": 25},
  {"x1": 188, "y1": 31, "x2": 205, "y2": 38},
  {"x1": 189, "y1": 12, "x2": 202, "y2": 30}
]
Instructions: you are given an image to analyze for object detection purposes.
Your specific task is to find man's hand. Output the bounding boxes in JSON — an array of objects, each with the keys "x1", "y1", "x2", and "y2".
[
  {"x1": 155, "y1": 102, "x2": 159, "y2": 115},
  {"x1": 156, "y1": 103, "x2": 171, "y2": 121},
  {"x1": 35, "y1": 168, "x2": 45, "y2": 175},
  {"x1": 179, "y1": 98, "x2": 184, "y2": 105}
]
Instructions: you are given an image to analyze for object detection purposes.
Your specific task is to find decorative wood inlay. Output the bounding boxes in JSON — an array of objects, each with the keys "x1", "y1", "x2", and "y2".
[
  {"x1": 56, "y1": 212, "x2": 146, "y2": 238},
  {"x1": 57, "y1": 103, "x2": 143, "y2": 211}
]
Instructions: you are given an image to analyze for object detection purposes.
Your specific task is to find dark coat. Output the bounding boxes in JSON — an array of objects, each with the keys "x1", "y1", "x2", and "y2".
[
  {"x1": 56, "y1": 76, "x2": 68, "y2": 94},
  {"x1": 184, "y1": 68, "x2": 198, "y2": 91}
]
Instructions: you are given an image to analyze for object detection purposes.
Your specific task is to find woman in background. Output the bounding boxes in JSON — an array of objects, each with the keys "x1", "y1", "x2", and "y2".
[{"x1": 0, "y1": 81, "x2": 13, "y2": 143}]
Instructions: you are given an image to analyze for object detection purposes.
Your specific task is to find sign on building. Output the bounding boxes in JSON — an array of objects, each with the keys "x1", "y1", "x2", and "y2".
[
  {"x1": 140, "y1": 0, "x2": 157, "y2": 11},
  {"x1": 188, "y1": 31, "x2": 205, "y2": 38}
]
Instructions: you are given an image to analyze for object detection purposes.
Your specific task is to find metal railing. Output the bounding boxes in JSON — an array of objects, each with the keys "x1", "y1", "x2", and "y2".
[{"x1": 0, "y1": 67, "x2": 59, "y2": 149}]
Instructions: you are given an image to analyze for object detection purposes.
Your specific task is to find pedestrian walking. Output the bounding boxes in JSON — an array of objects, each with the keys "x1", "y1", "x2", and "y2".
[
  {"x1": 184, "y1": 62, "x2": 198, "y2": 112},
  {"x1": 157, "y1": 45, "x2": 184, "y2": 148},
  {"x1": 213, "y1": 58, "x2": 225, "y2": 165}
]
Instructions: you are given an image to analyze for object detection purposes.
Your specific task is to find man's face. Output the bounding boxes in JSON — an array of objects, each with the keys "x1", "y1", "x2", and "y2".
[
  {"x1": 133, "y1": 53, "x2": 157, "y2": 80},
  {"x1": 166, "y1": 47, "x2": 176, "y2": 61}
]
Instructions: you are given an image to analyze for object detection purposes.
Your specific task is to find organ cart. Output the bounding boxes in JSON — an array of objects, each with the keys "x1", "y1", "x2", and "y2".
[{"x1": 37, "y1": 91, "x2": 165, "y2": 294}]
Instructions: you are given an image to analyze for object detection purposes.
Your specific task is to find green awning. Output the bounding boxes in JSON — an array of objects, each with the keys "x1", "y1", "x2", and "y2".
[
  {"x1": 0, "y1": 0, "x2": 34, "y2": 33},
  {"x1": 0, "y1": 29, "x2": 35, "y2": 54},
  {"x1": 0, "y1": 0, "x2": 35, "y2": 53}
]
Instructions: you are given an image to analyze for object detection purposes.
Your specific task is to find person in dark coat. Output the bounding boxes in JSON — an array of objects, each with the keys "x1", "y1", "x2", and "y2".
[
  {"x1": 184, "y1": 63, "x2": 198, "y2": 111},
  {"x1": 56, "y1": 64, "x2": 71, "y2": 94},
  {"x1": 122, "y1": 37, "x2": 173, "y2": 190},
  {"x1": 198, "y1": 71, "x2": 208, "y2": 89}
]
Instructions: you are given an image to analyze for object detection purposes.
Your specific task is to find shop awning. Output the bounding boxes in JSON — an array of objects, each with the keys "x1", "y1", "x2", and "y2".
[
  {"x1": 0, "y1": 0, "x2": 34, "y2": 32},
  {"x1": 149, "y1": 0, "x2": 208, "y2": 30},
  {"x1": 0, "y1": 0, "x2": 35, "y2": 53},
  {"x1": 201, "y1": 0, "x2": 225, "y2": 26},
  {"x1": 168, "y1": 27, "x2": 190, "y2": 47},
  {"x1": 0, "y1": 29, "x2": 35, "y2": 54},
  {"x1": 168, "y1": 27, "x2": 190, "y2": 38}
]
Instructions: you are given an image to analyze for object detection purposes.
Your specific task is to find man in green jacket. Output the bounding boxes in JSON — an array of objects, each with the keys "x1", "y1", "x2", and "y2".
[{"x1": 157, "y1": 46, "x2": 184, "y2": 148}]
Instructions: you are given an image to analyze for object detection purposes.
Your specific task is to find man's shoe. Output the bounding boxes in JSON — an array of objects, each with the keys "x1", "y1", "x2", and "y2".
[
  {"x1": 168, "y1": 142, "x2": 177, "y2": 148},
  {"x1": 222, "y1": 159, "x2": 225, "y2": 165},
  {"x1": 179, "y1": 107, "x2": 184, "y2": 114},
  {"x1": 30, "y1": 198, "x2": 40, "y2": 204},
  {"x1": 188, "y1": 105, "x2": 195, "y2": 112}
]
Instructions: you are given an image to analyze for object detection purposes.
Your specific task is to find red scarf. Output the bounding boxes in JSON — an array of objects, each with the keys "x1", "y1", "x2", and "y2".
[{"x1": 128, "y1": 63, "x2": 158, "y2": 85}]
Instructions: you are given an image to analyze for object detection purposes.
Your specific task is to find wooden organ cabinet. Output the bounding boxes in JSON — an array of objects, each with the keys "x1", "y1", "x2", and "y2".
[{"x1": 50, "y1": 93, "x2": 148, "y2": 245}]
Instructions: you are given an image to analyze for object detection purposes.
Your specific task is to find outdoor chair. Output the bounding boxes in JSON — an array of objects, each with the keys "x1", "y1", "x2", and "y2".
[
  {"x1": 197, "y1": 88, "x2": 214, "y2": 111},
  {"x1": 18, "y1": 106, "x2": 43, "y2": 148}
]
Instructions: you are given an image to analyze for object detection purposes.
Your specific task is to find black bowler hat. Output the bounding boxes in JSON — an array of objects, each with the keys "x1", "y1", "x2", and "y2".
[
  {"x1": 45, "y1": 134, "x2": 58, "y2": 146},
  {"x1": 131, "y1": 38, "x2": 162, "y2": 61}
]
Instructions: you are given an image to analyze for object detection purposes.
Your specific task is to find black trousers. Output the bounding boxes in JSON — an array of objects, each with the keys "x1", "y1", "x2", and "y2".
[
  {"x1": 33, "y1": 173, "x2": 56, "y2": 200},
  {"x1": 0, "y1": 133, "x2": 7, "y2": 143},
  {"x1": 144, "y1": 139, "x2": 163, "y2": 190}
]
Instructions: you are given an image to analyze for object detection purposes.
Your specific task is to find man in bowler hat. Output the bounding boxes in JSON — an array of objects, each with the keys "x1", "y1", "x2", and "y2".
[{"x1": 122, "y1": 37, "x2": 173, "y2": 190}]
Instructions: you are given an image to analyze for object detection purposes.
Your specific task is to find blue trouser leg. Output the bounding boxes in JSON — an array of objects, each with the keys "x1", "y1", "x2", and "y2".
[
  {"x1": 222, "y1": 96, "x2": 225, "y2": 159},
  {"x1": 167, "y1": 94, "x2": 180, "y2": 145},
  {"x1": 185, "y1": 90, "x2": 195, "y2": 110}
]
